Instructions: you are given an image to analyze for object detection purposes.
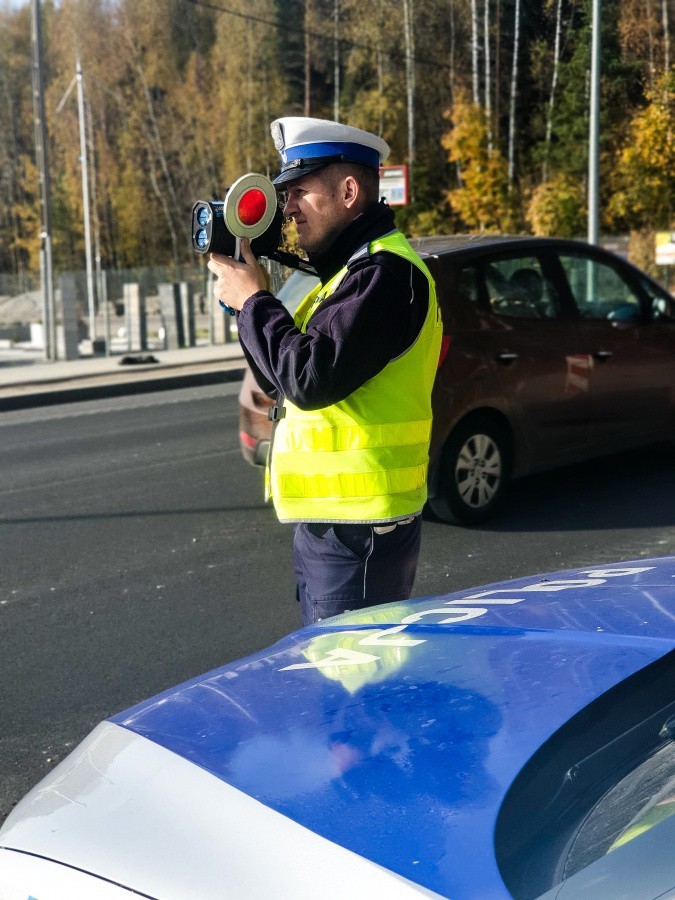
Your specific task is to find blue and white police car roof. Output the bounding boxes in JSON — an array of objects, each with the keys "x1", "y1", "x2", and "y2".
[
  {"x1": 2, "y1": 557, "x2": 675, "y2": 898},
  {"x1": 270, "y1": 116, "x2": 390, "y2": 186}
]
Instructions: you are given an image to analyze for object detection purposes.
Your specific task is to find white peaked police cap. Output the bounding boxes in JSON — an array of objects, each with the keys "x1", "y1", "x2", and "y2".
[{"x1": 270, "y1": 117, "x2": 390, "y2": 186}]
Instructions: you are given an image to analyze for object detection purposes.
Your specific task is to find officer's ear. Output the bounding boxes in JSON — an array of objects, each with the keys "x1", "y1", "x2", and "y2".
[{"x1": 342, "y1": 175, "x2": 360, "y2": 210}]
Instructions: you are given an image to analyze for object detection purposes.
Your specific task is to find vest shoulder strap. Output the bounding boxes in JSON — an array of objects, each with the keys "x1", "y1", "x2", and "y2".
[
  {"x1": 346, "y1": 242, "x2": 370, "y2": 268},
  {"x1": 345, "y1": 229, "x2": 399, "y2": 269}
]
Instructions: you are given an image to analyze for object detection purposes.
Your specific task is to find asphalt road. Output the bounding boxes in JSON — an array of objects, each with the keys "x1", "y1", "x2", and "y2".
[{"x1": 1, "y1": 383, "x2": 674, "y2": 823}]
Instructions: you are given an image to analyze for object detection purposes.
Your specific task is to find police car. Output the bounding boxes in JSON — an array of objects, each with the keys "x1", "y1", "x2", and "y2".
[{"x1": 2, "y1": 558, "x2": 675, "y2": 898}]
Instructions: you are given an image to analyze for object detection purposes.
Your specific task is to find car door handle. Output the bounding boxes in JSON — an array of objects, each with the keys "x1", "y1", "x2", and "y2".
[
  {"x1": 592, "y1": 350, "x2": 613, "y2": 361},
  {"x1": 497, "y1": 352, "x2": 519, "y2": 364}
]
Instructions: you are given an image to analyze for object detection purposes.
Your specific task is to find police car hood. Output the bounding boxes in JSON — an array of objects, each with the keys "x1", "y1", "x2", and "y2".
[{"x1": 2, "y1": 557, "x2": 675, "y2": 899}]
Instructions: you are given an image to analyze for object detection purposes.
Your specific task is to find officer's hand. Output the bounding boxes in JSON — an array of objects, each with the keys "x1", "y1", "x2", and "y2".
[{"x1": 208, "y1": 240, "x2": 270, "y2": 312}]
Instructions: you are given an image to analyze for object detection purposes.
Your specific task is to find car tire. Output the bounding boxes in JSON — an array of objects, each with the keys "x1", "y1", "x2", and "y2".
[{"x1": 428, "y1": 416, "x2": 512, "y2": 525}]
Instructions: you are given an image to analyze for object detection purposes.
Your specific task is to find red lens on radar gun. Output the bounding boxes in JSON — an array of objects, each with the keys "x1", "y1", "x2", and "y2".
[{"x1": 237, "y1": 189, "x2": 268, "y2": 227}]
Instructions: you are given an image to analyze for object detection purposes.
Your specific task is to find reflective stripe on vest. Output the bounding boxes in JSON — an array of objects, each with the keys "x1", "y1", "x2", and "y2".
[{"x1": 268, "y1": 230, "x2": 443, "y2": 524}]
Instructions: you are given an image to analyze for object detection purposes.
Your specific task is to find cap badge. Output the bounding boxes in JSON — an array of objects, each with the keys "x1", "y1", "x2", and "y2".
[{"x1": 271, "y1": 121, "x2": 285, "y2": 151}]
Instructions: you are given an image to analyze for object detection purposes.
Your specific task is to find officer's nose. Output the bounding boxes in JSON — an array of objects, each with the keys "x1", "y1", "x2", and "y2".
[
  {"x1": 283, "y1": 197, "x2": 295, "y2": 218},
  {"x1": 277, "y1": 190, "x2": 292, "y2": 217}
]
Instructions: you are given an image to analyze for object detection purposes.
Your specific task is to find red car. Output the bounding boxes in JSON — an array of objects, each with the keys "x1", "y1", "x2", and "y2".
[{"x1": 239, "y1": 235, "x2": 675, "y2": 524}]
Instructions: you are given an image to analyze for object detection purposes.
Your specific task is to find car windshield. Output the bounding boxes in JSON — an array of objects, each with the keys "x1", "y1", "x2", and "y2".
[
  {"x1": 639, "y1": 276, "x2": 674, "y2": 321},
  {"x1": 277, "y1": 270, "x2": 319, "y2": 316},
  {"x1": 495, "y1": 651, "x2": 675, "y2": 899},
  {"x1": 561, "y1": 738, "x2": 675, "y2": 879}
]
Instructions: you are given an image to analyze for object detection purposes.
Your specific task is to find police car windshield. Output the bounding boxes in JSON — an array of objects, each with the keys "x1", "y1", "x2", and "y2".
[{"x1": 277, "y1": 270, "x2": 319, "y2": 316}]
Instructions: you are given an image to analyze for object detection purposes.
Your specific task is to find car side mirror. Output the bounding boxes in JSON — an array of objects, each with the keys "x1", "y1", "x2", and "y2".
[{"x1": 607, "y1": 304, "x2": 640, "y2": 324}]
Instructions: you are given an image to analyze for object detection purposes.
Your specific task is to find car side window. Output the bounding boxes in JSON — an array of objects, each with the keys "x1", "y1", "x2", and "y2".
[
  {"x1": 560, "y1": 254, "x2": 642, "y2": 322},
  {"x1": 456, "y1": 265, "x2": 481, "y2": 304},
  {"x1": 639, "y1": 277, "x2": 674, "y2": 321},
  {"x1": 483, "y1": 256, "x2": 559, "y2": 319}
]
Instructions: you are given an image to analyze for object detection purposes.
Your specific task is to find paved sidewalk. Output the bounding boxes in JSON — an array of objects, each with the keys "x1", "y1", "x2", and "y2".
[{"x1": 0, "y1": 342, "x2": 246, "y2": 411}]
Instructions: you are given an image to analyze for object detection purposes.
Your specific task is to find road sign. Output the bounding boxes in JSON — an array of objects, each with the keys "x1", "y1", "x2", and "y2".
[
  {"x1": 656, "y1": 232, "x2": 675, "y2": 266},
  {"x1": 379, "y1": 165, "x2": 409, "y2": 206}
]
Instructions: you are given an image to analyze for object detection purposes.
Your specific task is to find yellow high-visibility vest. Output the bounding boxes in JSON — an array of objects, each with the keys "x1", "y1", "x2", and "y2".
[{"x1": 268, "y1": 230, "x2": 442, "y2": 523}]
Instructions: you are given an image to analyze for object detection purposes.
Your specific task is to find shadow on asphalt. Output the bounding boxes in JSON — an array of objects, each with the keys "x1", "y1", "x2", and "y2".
[{"x1": 439, "y1": 442, "x2": 675, "y2": 533}]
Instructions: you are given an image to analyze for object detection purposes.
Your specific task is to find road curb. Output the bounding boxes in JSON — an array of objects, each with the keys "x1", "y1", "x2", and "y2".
[{"x1": 0, "y1": 364, "x2": 246, "y2": 412}]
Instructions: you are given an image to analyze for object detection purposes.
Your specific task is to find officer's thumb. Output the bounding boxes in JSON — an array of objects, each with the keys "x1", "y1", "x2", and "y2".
[
  {"x1": 241, "y1": 239, "x2": 269, "y2": 291},
  {"x1": 240, "y1": 238, "x2": 256, "y2": 266}
]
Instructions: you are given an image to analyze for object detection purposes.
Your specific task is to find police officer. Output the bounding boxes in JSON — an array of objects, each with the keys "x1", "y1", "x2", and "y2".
[{"x1": 208, "y1": 117, "x2": 442, "y2": 625}]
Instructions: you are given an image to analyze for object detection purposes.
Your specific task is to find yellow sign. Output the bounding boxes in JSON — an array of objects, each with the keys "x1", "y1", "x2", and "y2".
[{"x1": 656, "y1": 232, "x2": 675, "y2": 265}]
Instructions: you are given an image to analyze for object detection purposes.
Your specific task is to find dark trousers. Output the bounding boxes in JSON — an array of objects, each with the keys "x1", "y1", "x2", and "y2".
[{"x1": 293, "y1": 518, "x2": 422, "y2": 625}]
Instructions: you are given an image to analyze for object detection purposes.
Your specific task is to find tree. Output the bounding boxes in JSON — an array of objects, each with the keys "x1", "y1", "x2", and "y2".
[
  {"x1": 526, "y1": 172, "x2": 586, "y2": 235},
  {"x1": 507, "y1": 0, "x2": 521, "y2": 181},
  {"x1": 442, "y1": 95, "x2": 520, "y2": 231},
  {"x1": 607, "y1": 71, "x2": 675, "y2": 231},
  {"x1": 471, "y1": 0, "x2": 480, "y2": 102},
  {"x1": 0, "y1": 0, "x2": 672, "y2": 278},
  {"x1": 542, "y1": 0, "x2": 563, "y2": 180},
  {"x1": 402, "y1": 0, "x2": 416, "y2": 193},
  {"x1": 11, "y1": 156, "x2": 42, "y2": 272},
  {"x1": 0, "y1": 5, "x2": 34, "y2": 275}
]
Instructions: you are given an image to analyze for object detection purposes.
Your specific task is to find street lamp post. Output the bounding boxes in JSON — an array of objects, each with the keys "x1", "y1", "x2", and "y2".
[
  {"x1": 30, "y1": 0, "x2": 56, "y2": 360},
  {"x1": 76, "y1": 57, "x2": 96, "y2": 343},
  {"x1": 588, "y1": 0, "x2": 601, "y2": 245},
  {"x1": 56, "y1": 56, "x2": 98, "y2": 347}
]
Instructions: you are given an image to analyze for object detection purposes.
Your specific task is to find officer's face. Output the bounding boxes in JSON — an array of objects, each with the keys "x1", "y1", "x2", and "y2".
[{"x1": 281, "y1": 169, "x2": 356, "y2": 254}]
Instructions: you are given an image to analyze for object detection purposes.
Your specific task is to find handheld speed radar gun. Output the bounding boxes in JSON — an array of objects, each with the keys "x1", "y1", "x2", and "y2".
[
  {"x1": 192, "y1": 174, "x2": 280, "y2": 314},
  {"x1": 192, "y1": 172, "x2": 314, "y2": 314}
]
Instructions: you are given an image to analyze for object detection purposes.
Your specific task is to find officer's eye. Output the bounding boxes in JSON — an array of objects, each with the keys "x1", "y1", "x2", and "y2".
[{"x1": 276, "y1": 191, "x2": 288, "y2": 210}]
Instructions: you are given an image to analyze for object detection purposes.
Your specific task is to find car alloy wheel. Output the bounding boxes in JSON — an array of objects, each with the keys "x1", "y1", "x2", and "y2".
[
  {"x1": 429, "y1": 415, "x2": 512, "y2": 525},
  {"x1": 456, "y1": 432, "x2": 501, "y2": 507}
]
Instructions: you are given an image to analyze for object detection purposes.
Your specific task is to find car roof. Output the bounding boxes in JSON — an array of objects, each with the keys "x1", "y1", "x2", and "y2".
[
  {"x1": 112, "y1": 557, "x2": 675, "y2": 898},
  {"x1": 283, "y1": 234, "x2": 591, "y2": 267},
  {"x1": 280, "y1": 234, "x2": 673, "y2": 301},
  {"x1": 409, "y1": 233, "x2": 594, "y2": 258}
]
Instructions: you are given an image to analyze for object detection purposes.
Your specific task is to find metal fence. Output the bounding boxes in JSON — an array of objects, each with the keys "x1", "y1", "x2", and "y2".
[{"x1": 0, "y1": 258, "x2": 288, "y2": 358}]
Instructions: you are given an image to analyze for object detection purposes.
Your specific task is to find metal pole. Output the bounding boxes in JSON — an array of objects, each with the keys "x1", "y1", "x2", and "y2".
[
  {"x1": 76, "y1": 56, "x2": 96, "y2": 342},
  {"x1": 333, "y1": 0, "x2": 340, "y2": 122},
  {"x1": 403, "y1": 0, "x2": 416, "y2": 202},
  {"x1": 38, "y1": 236, "x2": 47, "y2": 356},
  {"x1": 207, "y1": 268, "x2": 214, "y2": 345},
  {"x1": 587, "y1": 0, "x2": 601, "y2": 245},
  {"x1": 31, "y1": 0, "x2": 55, "y2": 360},
  {"x1": 101, "y1": 270, "x2": 111, "y2": 357},
  {"x1": 85, "y1": 95, "x2": 103, "y2": 346}
]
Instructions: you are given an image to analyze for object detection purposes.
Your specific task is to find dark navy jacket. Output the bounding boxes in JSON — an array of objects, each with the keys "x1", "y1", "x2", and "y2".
[{"x1": 237, "y1": 201, "x2": 430, "y2": 411}]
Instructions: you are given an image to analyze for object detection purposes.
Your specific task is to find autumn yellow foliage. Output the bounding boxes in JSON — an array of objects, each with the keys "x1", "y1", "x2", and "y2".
[{"x1": 442, "y1": 98, "x2": 520, "y2": 233}]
